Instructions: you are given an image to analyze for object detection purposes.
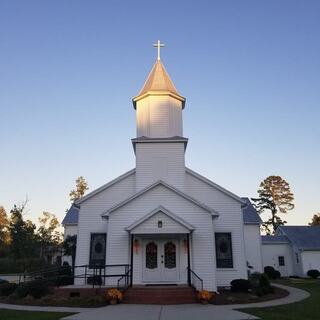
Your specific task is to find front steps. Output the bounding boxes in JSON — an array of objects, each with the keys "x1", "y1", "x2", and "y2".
[{"x1": 123, "y1": 285, "x2": 198, "y2": 304}]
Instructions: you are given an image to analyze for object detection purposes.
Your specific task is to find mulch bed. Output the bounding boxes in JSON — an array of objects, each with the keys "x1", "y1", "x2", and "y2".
[{"x1": 211, "y1": 286, "x2": 289, "y2": 305}]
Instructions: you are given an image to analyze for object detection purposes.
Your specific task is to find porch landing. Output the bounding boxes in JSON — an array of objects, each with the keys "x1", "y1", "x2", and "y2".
[{"x1": 123, "y1": 285, "x2": 197, "y2": 304}]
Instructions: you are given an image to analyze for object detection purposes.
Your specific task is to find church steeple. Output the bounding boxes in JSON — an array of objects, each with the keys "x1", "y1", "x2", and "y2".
[
  {"x1": 133, "y1": 41, "x2": 187, "y2": 191},
  {"x1": 132, "y1": 40, "x2": 185, "y2": 109},
  {"x1": 133, "y1": 41, "x2": 186, "y2": 138}
]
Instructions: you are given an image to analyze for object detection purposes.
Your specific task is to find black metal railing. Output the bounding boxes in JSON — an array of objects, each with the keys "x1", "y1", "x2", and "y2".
[
  {"x1": 19, "y1": 264, "x2": 131, "y2": 289},
  {"x1": 117, "y1": 266, "x2": 131, "y2": 291},
  {"x1": 188, "y1": 267, "x2": 203, "y2": 291}
]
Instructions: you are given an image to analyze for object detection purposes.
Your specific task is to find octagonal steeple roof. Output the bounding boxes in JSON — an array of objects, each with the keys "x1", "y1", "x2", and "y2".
[{"x1": 133, "y1": 60, "x2": 185, "y2": 109}]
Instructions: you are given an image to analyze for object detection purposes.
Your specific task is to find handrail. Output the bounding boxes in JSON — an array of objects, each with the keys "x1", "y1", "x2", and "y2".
[
  {"x1": 187, "y1": 267, "x2": 203, "y2": 291},
  {"x1": 117, "y1": 266, "x2": 131, "y2": 291},
  {"x1": 19, "y1": 264, "x2": 131, "y2": 289}
]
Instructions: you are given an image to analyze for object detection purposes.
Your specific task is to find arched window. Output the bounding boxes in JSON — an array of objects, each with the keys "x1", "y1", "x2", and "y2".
[{"x1": 146, "y1": 242, "x2": 157, "y2": 269}]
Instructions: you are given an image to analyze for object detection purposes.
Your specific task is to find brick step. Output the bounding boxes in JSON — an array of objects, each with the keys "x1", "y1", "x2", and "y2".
[{"x1": 123, "y1": 286, "x2": 198, "y2": 304}]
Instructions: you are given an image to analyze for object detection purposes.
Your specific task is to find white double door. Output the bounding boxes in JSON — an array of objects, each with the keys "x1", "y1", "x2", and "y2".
[{"x1": 142, "y1": 239, "x2": 179, "y2": 283}]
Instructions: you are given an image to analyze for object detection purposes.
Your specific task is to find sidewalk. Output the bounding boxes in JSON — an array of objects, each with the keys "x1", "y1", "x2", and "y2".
[{"x1": 0, "y1": 283, "x2": 310, "y2": 320}]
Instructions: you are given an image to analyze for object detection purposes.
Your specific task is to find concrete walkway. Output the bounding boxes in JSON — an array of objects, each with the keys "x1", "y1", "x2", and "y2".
[{"x1": 0, "y1": 283, "x2": 310, "y2": 320}]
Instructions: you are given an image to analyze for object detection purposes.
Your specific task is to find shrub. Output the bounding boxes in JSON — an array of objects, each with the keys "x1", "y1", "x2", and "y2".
[
  {"x1": 230, "y1": 279, "x2": 251, "y2": 293},
  {"x1": 15, "y1": 280, "x2": 51, "y2": 299},
  {"x1": 259, "y1": 273, "x2": 271, "y2": 288},
  {"x1": 87, "y1": 275, "x2": 102, "y2": 286},
  {"x1": 264, "y1": 266, "x2": 281, "y2": 279},
  {"x1": 0, "y1": 279, "x2": 8, "y2": 285},
  {"x1": 58, "y1": 264, "x2": 72, "y2": 276},
  {"x1": 0, "y1": 282, "x2": 18, "y2": 296},
  {"x1": 249, "y1": 272, "x2": 262, "y2": 288},
  {"x1": 307, "y1": 269, "x2": 320, "y2": 279},
  {"x1": 55, "y1": 275, "x2": 74, "y2": 287}
]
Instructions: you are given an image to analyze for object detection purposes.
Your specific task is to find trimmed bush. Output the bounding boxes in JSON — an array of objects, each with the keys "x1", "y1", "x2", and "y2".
[
  {"x1": 0, "y1": 282, "x2": 18, "y2": 296},
  {"x1": 230, "y1": 279, "x2": 251, "y2": 292},
  {"x1": 87, "y1": 275, "x2": 102, "y2": 286},
  {"x1": 15, "y1": 280, "x2": 51, "y2": 299},
  {"x1": 259, "y1": 273, "x2": 271, "y2": 288},
  {"x1": 307, "y1": 269, "x2": 320, "y2": 279},
  {"x1": 255, "y1": 286, "x2": 274, "y2": 296},
  {"x1": 264, "y1": 266, "x2": 281, "y2": 279},
  {"x1": 55, "y1": 275, "x2": 74, "y2": 286},
  {"x1": 249, "y1": 272, "x2": 262, "y2": 288}
]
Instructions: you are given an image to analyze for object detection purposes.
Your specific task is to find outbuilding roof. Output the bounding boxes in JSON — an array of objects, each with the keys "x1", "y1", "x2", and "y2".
[
  {"x1": 261, "y1": 235, "x2": 289, "y2": 243},
  {"x1": 277, "y1": 226, "x2": 320, "y2": 250}
]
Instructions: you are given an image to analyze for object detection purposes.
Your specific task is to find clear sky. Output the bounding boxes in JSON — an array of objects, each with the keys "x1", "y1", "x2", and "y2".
[{"x1": 0, "y1": 0, "x2": 319, "y2": 227}]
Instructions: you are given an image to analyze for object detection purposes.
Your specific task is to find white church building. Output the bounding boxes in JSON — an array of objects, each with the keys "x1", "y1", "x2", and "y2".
[{"x1": 62, "y1": 43, "x2": 264, "y2": 291}]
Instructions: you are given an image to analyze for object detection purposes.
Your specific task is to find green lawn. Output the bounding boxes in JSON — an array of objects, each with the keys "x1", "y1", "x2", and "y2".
[
  {"x1": 241, "y1": 279, "x2": 320, "y2": 320},
  {"x1": 0, "y1": 309, "x2": 75, "y2": 320}
]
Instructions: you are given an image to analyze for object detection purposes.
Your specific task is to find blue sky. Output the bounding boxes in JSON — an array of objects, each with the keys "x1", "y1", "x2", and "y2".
[{"x1": 0, "y1": 0, "x2": 319, "y2": 226}]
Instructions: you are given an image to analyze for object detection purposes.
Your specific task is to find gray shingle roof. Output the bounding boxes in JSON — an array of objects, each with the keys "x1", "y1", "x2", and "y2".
[
  {"x1": 261, "y1": 235, "x2": 289, "y2": 243},
  {"x1": 242, "y1": 197, "x2": 262, "y2": 225},
  {"x1": 61, "y1": 197, "x2": 261, "y2": 226},
  {"x1": 277, "y1": 226, "x2": 320, "y2": 250},
  {"x1": 61, "y1": 205, "x2": 79, "y2": 225}
]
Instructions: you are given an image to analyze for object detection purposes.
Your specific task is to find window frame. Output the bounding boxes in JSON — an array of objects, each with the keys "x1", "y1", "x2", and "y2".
[
  {"x1": 215, "y1": 232, "x2": 234, "y2": 269},
  {"x1": 89, "y1": 233, "x2": 107, "y2": 268},
  {"x1": 278, "y1": 255, "x2": 285, "y2": 266}
]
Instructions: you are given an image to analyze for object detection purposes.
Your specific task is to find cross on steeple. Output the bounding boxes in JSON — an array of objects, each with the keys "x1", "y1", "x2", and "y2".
[{"x1": 153, "y1": 40, "x2": 165, "y2": 61}]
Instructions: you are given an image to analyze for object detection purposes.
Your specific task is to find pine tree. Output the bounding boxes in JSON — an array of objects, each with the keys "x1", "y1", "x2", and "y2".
[{"x1": 252, "y1": 176, "x2": 294, "y2": 234}]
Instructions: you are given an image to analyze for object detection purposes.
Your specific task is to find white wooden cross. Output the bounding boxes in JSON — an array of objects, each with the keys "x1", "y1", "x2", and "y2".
[{"x1": 153, "y1": 40, "x2": 165, "y2": 61}]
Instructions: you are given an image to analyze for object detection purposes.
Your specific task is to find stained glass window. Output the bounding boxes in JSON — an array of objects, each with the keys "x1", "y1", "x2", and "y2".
[
  {"x1": 215, "y1": 233, "x2": 233, "y2": 268},
  {"x1": 146, "y1": 242, "x2": 157, "y2": 269},
  {"x1": 164, "y1": 242, "x2": 176, "y2": 269},
  {"x1": 89, "y1": 233, "x2": 106, "y2": 268}
]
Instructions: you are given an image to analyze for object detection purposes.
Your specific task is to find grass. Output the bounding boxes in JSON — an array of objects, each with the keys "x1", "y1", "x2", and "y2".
[
  {"x1": 240, "y1": 279, "x2": 320, "y2": 320},
  {"x1": 0, "y1": 309, "x2": 75, "y2": 320}
]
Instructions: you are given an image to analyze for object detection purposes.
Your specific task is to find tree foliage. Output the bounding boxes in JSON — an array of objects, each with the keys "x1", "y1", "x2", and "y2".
[
  {"x1": 69, "y1": 176, "x2": 89, "y2": 202},
  {"x1": 9, "y1": 203, "x2": 38, "y2": 260},
  {"x1": 309, "y1": 213, "x2": 320, "y2": 226},
  {"x1": 0, "y1": 206, "x2": 10, "y2": 245},
  {"x1": 63, "y1": 235, "x2": 77, "y2": 271},
  {"x1": 252, "y1": 175, "x2": 294, "y2": 234},
  {"x1": 37, "y1": 212, "x2": 62, "y2": 258}
]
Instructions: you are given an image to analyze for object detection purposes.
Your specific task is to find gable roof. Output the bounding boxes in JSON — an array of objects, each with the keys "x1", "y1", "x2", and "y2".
[
  {"x1": 241, "y1": 197, "x2": 262, "y2": 225},
  {"x1": 75, "y1": 169, "x2": 135, "y2": 205},
  {"x1": 277, "y1": 226, "x2": 320, "y2": 250},
  {"x1": 61, "y1": 205, "x2": 79, "y2": 225},
  {"x1": 125, "y1": 206, "x2": 195, "y2": 232},
  {"x1": 102, "y1": 180, "x2": 219, "y2": 217},
  {"x1": 261, "y1": 235, "x2": 289, "y2": 244},
  {"x1": 185, "y1": 168, "x2": 246, "y2": 205}
]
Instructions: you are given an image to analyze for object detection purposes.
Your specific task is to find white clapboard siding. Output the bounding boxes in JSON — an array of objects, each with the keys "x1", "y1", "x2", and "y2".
[
  {"x1": 74, "y1": 172, "x2": 136, "y2": 284},
  {"x1": 262, "y1": 243, "x2": 294, "y2": 277},
  {"x1": 130, "y1": 211, "x2": 190, "y2": 234},
  {"x1": 135, "y1": 143, "x2": 185, "y2": 191},
  {"x1": 301, "y1": 251, "x2": 320, "y2": 275},
  {"x1": 185, "y1": 171, "x2": 248, "y2": 287},
  {"x1": 136, "y1": 96, "x2": 183, "y2": 138},
  {"x1": 64, "y1": 225, "x2": 78, "y2": 239},
  {"x1": 244, "y1": 225, "x2": 263, "y2": 273},
  {"x1": 107, "y1": 184, "x2": 216, "y2": 291}
]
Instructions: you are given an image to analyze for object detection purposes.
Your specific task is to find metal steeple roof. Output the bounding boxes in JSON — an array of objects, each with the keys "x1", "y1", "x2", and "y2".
[{"x1": 133, "y1": 60, "x2": 185, "y2": 109}]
